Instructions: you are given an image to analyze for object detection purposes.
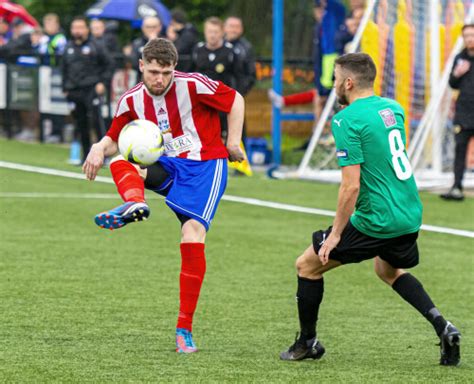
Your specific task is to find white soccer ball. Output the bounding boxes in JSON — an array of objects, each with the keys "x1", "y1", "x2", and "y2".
[{"x1": 118, "y1": 119, "x2": 164, "y2": 166}]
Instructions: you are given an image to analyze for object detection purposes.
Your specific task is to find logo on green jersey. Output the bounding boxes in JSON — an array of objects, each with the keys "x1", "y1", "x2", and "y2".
[
  {"x1": 336, "y1": 149, "x2": 348, "y2": 159},
  {"x1": 378, "y1": 109, "x2": 397, "y2": 128}
]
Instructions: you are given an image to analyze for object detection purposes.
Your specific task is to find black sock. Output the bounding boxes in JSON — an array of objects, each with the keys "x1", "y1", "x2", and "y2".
[
  {"x1": 296, "y1": 276, "x2": 324, "y2": 340},
  {"x1": 392, "y1": 273, "x2": 447, "y2": 335}
]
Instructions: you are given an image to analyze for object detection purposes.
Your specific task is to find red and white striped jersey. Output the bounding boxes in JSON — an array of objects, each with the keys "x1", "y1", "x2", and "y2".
[{"x1": 106, "y1": 71, "x2": 237, "y2": 161}]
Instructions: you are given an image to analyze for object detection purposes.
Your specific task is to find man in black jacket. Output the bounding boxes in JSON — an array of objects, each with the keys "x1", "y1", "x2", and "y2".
[
  {"x1": 191, "y1": 17, "x2": 243, "y2": 142},
  {"x1": 168, "y1": 10, "x2": 198, "y2": 72},
  {"x1": 61, "y1": 16, "x2": 113, "y2": 162},
  {"x1": 224, "y1": 16, "x2": 256, "y2": 97},
  {"x1": 130, "y1": 16, "x2": 163, "y2": 73},
  {"x1": 441, "y1": 24, "x2": 474, "y2": 201}
]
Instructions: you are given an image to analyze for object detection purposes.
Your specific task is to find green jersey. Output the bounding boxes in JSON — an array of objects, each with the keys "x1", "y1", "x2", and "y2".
[{"x1": 331, "y1": 95, "x2": 422, "y2": 238}]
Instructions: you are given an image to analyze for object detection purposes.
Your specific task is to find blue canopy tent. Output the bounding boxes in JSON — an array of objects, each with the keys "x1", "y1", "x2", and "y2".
[{"x1": 86, "y1": 0, "x2": 171, "y2": 28}]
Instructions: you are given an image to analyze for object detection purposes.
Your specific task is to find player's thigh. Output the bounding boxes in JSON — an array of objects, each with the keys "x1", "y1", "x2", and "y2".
[{"x1": 110, "y1": 154, "x2": 147, "y2": 179}]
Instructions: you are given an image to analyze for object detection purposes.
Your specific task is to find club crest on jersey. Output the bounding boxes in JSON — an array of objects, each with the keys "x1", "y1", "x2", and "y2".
[
  {"x1": 336, "y1": 149, "x2": 348, "y2": 159},
  {"x1": 378, "y1": 109, "x2": 397, "y2": 128},
  {"x1": 158, "y1": 118, "x2": 170, "y2": 134}
]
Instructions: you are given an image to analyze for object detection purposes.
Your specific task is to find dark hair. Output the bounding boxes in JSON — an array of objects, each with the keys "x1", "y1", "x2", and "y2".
[
  {"x1": 171, "y1": 9, "x2": 187, "y2": 24},
  {"x1": 142, "y1": 38, "x2": 178, "y2": 66},
  {"x1": 335, "y1": 53, "x2": 377, "y2": 89},
  {"x1": 462, "y1": 24, "x2": 474, "y2": 32},
  {"x1": 71, "y1": 16, "x2": 88, "y2": 26}
]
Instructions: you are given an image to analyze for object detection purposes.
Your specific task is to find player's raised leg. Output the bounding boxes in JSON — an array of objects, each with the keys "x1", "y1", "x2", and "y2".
[
  {"x1": 175, "y1": 219, "x2": 207, "y2": 353},
  {"x1": 94, "y1": 155, "x2": 150, "y2": 230},
  {"x1": 374, "y1": 257, "x2": 461, "y2": 366},
  {"x1": 280, "y1": 244, "x2": 340, "y2": 361}
]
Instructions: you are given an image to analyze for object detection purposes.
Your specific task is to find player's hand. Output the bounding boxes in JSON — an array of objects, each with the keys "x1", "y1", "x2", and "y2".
[
  {"x1": 453, "y1": 59, "x2": 470, "y2": 78},
  {"x1": 227, "y1": 144, "x2": 245, "y2": 162},
  {"x1": 82, "y1": 144, "x2": 105, "y2": 181},
  {"x1": 318, "y1": 232, "x2": 340, "y2": 265}
]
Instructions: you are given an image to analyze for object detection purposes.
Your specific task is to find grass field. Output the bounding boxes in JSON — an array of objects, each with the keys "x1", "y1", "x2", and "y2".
[{"x1": 0, "y1": 138, "x2": 473, "y2": 382}]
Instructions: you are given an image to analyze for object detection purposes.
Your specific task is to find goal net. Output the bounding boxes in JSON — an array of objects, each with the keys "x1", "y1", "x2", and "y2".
[{"x1": 293, "y1": 0, "x2": 474, "y2": 190}]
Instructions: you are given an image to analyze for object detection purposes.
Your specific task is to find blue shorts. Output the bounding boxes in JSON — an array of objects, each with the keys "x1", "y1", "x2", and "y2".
[{"x1": 154, "y1": 157, "x2": 227, "y2": 231}]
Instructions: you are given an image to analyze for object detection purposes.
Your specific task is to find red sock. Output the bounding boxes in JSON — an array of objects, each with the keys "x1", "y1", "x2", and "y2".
[
  {"x1": 177, "y1": 243, "x2": 206, "y2": 332},
  {"x1": 283, "y1": 89, "x2": 316, "y2": 106},
  {"x1": 110, "y1": 160, "x2": 145, "y2": 203}
]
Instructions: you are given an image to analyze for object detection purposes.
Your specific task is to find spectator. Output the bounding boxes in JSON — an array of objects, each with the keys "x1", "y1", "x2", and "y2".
[
  {"x1": 38, "y1": 13, "x2": 67, "y2": 143},
  {"x1": 224, "y1": 16, "x2": 256, "y2": 97},
  {"x1": 39, "y1": 13, "x2": 66, "y2": 65},
  {"x1": 335, "y1": 7, "x2": 364, "y2": 54},
  {"x1": 0, "y1": 17, "x2": 10, "y2": 46},
  {"x1": 61, "y1": 16, "x2": 113, "y2": 163},
  {"x1": 90, "y1": 19, "x2": 120, "y2": 56},
  {"x1": 224, "y1": 15, "x2": 256, "y2": 148},
  {"x1": 192, "y1": 17, "x2": 243, "y2": 143},
  {"x1": 0, "y1": 18, "x2": 33, "y2": 61},
  {"x1": 0, "y1": 21, "x2": 43, "y2": 141},
  {"x1": 192, "y1": 17, "x2": 242, "y2": 89},
  {"x1": 130, "y1": 16, "x2": 163, "y2": 73},
  {"x1": 168, "y1": 9, "x2": 198, "y2": 72},
  {"x1": 441, "y1": 24, "x2": 474, "y2": 201}
]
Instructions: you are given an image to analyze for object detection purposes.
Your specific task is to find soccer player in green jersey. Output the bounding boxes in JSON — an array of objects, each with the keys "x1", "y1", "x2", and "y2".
[{"x1": 280, "y1": 53, "x2": 461, "y2": 366}]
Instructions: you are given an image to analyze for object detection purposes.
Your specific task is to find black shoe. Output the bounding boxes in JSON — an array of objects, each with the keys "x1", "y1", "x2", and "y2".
[
  {"x1": 440, "y1": 187, "x2": 465, "y2": 201},
  {"x1": 280, "y1": 333, "x2": 325, "y2": 361},
  {"x1": 439, "y1": 321, "x2": 461, "y2": 366}
]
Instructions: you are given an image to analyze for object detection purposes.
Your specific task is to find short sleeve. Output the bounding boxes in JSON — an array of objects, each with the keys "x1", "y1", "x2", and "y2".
[
  {"x1": 332, "y1": 115, "x2": 364, "y2": 167},
  {"x1": 197, "y1": 80, "x2": 237, "y2": 113},
  {"x1": 106, "y1": 97, "x2": 133, "y2": 142}
]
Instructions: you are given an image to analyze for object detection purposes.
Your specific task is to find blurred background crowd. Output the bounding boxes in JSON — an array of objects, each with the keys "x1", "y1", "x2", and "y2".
[{"x1": 0, "y1": 0, "x2": 365, "y2": 163}]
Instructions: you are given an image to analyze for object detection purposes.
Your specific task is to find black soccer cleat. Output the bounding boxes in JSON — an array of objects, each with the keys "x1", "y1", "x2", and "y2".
[
  {"x1": 439, "y1": 321, "x2": 461, "y2": 366},
  {"x1": 440, "y1": 187, "x2": 464, "y2": 201},
  {"x1": 280, "y1": 333, "x2": 325, "y2": 361}
]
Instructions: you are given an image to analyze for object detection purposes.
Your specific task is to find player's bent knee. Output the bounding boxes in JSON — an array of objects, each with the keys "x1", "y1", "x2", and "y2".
[
  {"x1": 296, "y1": 248, "x2": 325, "y2": 279},
  {"x1": 181, "y1": 219, "x2": 207, "y2": 243},
  {"x1": 110, "y1": 155, "x2": 147, "y2": 179},
  {"x1": 374, "y1": 257, "x2": 405, "y2": 285}
]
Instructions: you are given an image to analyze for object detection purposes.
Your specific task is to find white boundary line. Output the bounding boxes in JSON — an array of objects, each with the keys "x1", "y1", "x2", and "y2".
[{"x1": 1, "y1": 160, "x2": 473, "y2": 239}]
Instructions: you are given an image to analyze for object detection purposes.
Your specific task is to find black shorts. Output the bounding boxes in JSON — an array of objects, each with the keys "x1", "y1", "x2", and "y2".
[{"x1": 312, "y1": 222, "x2": 419, "y2": 269}]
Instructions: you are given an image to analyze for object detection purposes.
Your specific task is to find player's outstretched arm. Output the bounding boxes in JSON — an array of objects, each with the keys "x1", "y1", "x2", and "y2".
[
  {"x1": 83, "y1": 136, "x2": 118, "y2": 181},
  {"x1": 226, "y1": 92, "x2": 245, "y2": 162}
]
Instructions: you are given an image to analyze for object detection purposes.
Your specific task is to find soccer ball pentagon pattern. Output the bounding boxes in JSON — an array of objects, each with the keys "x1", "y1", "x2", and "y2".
[{"x1": 118, "y1": 119, "x2": 164, "y2": 166}]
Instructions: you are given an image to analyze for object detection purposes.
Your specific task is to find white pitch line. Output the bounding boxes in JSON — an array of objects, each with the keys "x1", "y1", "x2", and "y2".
[{"x1": 1, "y1": 160, "x2": 473, "y2": 239}]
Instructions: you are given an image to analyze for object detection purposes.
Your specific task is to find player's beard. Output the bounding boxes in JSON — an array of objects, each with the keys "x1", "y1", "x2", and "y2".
[
  {"x1": 144, "y1": 74, "x2": 174, "y2": 96},
  {"x1": 337, "y1": 83, "x2": 349, "y2": 106}
]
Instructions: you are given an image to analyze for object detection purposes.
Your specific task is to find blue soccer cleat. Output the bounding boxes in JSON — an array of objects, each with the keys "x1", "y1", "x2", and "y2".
[
  {"x1": 94, "y1": 201, "x2": 150, "y2": 230},
  {"x1": 176, "y1": 328, "x2": 198, "y2": 353}
]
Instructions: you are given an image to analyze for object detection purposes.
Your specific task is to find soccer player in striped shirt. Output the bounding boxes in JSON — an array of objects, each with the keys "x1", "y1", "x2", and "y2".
[{"x1": 82, "y1": 38, "x2": 245, "y2": 353}]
